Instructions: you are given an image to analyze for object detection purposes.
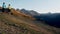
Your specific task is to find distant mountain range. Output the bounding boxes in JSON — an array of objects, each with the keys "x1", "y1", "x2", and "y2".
[
  {"x1": 16, "y1": 8, "x2": 60, "y2": 28},
  {"x1": 34, "y1": 13, "x2": 60, "y2": 28},
  {"x1": 16, "y1": 9, "x2": 40, "y2": 16}
]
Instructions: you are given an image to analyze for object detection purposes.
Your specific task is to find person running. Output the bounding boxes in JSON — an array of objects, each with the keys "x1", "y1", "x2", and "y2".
[
  {"x1": 8, "y1": 4, "x2": 11, "y2": 12},
  {"x1": 2, "y1": 2, "x2": 6, "y2": 12}
]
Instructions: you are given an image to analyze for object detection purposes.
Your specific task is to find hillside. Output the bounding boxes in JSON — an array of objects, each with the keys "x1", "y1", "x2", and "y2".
[
  {"x1": 34, "y1": 13, "x2": 60, "y2": 28},
  {"x1": 11, "y1": 8, "x2": 35, "y2": 20},
  {"x1": 0, "y1": 8, "x2": 60, "y2": 34}
]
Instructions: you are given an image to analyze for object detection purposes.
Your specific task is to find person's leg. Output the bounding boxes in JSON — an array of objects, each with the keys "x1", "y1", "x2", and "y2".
[
  {"x1": 8, "y1": 9, "x2": 10, "y2": 12},
  {"x1": 2, "y1": 8, "x2": 4, "y2": 12},
  {"x1": 7, "y1": 8, "x2": 10, "y2": 12}
]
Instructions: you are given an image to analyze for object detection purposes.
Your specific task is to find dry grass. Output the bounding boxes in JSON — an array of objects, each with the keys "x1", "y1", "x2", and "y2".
[
  {"x1": 11, "y1": 9, "x2": 35, "y2": 20},
  {"x1": 0, "y1": 9, "x2": 60, "y2": 34}
]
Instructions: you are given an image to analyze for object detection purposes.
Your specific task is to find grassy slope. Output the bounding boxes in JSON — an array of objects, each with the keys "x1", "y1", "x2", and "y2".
[{"x1": 0, "y1": 9, "x2": 60, "y2": 34}]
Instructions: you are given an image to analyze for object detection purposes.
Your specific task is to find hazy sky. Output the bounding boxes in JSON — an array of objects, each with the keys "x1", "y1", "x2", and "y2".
[{"x1": 0, "y1": 0, "x2": 60, "y2": 13}]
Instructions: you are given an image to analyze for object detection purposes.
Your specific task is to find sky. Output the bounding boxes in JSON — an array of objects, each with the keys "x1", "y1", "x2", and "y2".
[{"x1": 0, "y1": 0, "x2": 60, "y2": 13}]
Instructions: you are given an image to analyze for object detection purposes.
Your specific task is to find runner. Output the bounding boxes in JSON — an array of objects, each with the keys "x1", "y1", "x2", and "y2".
[
  {"x1": 8, "y1": 4, "x2": 11, "y2": 12},
  {"x1": 2, "y1": 2, "x2": 6, "y2": 12}
]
